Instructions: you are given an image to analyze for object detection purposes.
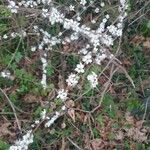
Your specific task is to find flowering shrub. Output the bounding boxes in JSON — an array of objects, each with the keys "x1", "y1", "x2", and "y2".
[{"x1": 0, "y1": 0, "x2": 133, "y2": 149}]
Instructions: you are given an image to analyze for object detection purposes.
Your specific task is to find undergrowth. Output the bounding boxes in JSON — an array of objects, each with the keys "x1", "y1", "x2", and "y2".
[{"x1": 0, "y1": 0, "x2": 150, "y2": 149}]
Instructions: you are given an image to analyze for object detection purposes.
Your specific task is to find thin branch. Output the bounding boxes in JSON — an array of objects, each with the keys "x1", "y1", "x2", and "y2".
[
  {"x1": 0, "y1": 88, "x2": 21, "y2": 131},
  {"x1": 67, "y1": 137, "x2": 83, "y2": 150}
]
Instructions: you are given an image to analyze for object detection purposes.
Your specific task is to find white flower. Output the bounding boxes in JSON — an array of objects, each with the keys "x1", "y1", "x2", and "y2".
[
  {"x1": 100, "y1": 2, "x2": 105, "y2": 7},
  {"x1": 42, "y1": 8, "x2": 49, "y2": 17},
  {"x1": 42, "y1": 0, "x2": 52, "y2": 4},
  {"x1": 35, "y1": 120, "x2": 40, "y2": 124},
  {"x1": 11, "y1": 32, "x2": 18, "y2": 38},
  {"x1": 31, "y1": 46, "x2": 36, "y2": 52},
  {"x1": 82, "y1": 52, "x2": 92, "y2": 64},
  {"x1": 3, "y1": 34, "x2": 8, "y2": 39},
  {"x1": 20, "y1": 30, "x2": 27, "y2": 37},
  {"x1": 95, "y1": 8, "x2": 99, "y2": 13},
  {"x1": 117, "y1": 23, "x2": 122, "y2": 28},
  {"x1": 76, "y1": 15, "x2": 81, "y2": 21},
  {"x1": 120, "y1": 0, "x2": 126, "y2": 7},
  {"x1": 9, "y1": 130, "x2": 34, "y2": 150},
  {"x1": 80, "y1": 0, "x2": 87, "y2": 6},
  {"x1": 57, "y1": 89, "x2": 68, "y2": 101},
  {"x1": 79, "y1": 48, "x2": 88, "y2": 55},
  {"x1": 41, "y1": 56, "x2": 47, "y2": 89},
  {"x1": 61, "y1": 105, "x2": 67, "y2": 111},
  {"x1": 106, "y1": 14, "x2": 110, "y2": 19},
  {"x1": 116, "y1": 29, "x2": 123, "y2": 36},
  {"x1": 1, "y1": 70, "x2": 11, "y2": 79},
  {"x1": 102, "y1": 18, "x2": 107, "y2": 23},
  {"x1": 87, "y1": 72, "x2": 98, "y2": 88},
  {"x1": 101, "y1": 34, "x2": 113, "y2": 46},
  {"x1": 69, "y1": 5, "x2": 75, "y2": 11},
  {"x1": 41, "y1": 109, "x2": 46, "y2": 120},
  {"x1": 91, "y1": 20, "x2": 96, "y2": 24},
  {"x1": 8, "y1": 1, "x2": 19, "y2": 13},
  {"x1": 75, "y1": 62, "x2": 85, "y2": 73},
  {"x1": 49, "y1": 7, "x2": 64, "y2": 25},
  {"x1": 70, "y1": 33, "x2": 79, "y2": 41},
  {"x1": 66, "y1": 73, "x2": 79, "y2": 87},
  {"x1": 95, "y1": 53, "x2": 107, "y2": 65},
  {"x1": 45, "y1": 111, "x2": 60, "y2": 127}
]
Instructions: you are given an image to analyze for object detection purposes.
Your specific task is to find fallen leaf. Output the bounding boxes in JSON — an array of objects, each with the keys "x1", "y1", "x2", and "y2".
[
  {"x1": 115, "y1": 131, "x2": 124, "y2": 140},
  {"x1": 131, "y1": 36, "x2": 144, "y2": 46},
  {"x1": 65, "y1": 100, "x2": 75, "y2": 108},
  {"x1": 90, "y1": 139, "x2": 103, "y2": 150},
  {"x1": 125, "y1": 112, "x2": 135, "y2": 125},
  {"x1": 143, "y1": 38, "x2": 150, "y2": 49},
  {"x1": 24, "y1": 94, "x2": 38, "y2": 103},
  {"x1": 68, "y1": 109, "x2": 75, "y2": 122},
  {"x1": 61, "y1": 122, "x2": 66, "y2": 129},
  {"x1": 0, "y1": 123, "x2": 15, "y2": 137}
]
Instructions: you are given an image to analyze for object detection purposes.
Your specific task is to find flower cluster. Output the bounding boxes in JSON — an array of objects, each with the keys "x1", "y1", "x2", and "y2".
[
  {"x1": 75, "y1": 62, "x2": 85, "y2": 73},
  {"x1": 8, "y1": 1, "x2": 19, "y2": 13},
  {"x1": 57, "y1": 89, "x2": 68, "y2": 101},
  {"x1": 9, "y1": 130, "x2": 33, "y2": 150},
  {"x1": 82, "y1": 52, "x2": 92, "y2": 64},
  {"x1": 3, "y1": 0, "x2": 129, "y2": 149},
  {"x1": 45, "y1": 106, "x2": 66, "y2": 127},
  {"x1": 66, "y1": 73, "x2": 79, "y2": 87},
  {"x1": 0, "y1": 70, "x2": 11, "y2": 79},
  {"x1": 41, "y1": 54, "x2": 48, "y2": 89},
  {"x1": 87, "y1": 72, "x2": 98, "y2": 88}
]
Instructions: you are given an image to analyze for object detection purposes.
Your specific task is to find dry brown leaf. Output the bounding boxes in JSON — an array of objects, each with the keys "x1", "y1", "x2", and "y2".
[
  {"x1": 65, "y1": 100, "x2": 75, "y2": 108},
  {"x1": 125, "y1": 112, "x2": 135, "y2": 125},
  {"x1": 61, "y1": 122, "x2": 66, "y2": 129},
  {"x1": 135, "y1": 120, "x2": 143, "y2": 129},
  {"x1": 126, "y1": 127, "x2": 147, "y2": 142},
  {"x1": 24, "y1": 94, "x2": 39, "y2": 103},
  {"x1": 60, "y1": 137, "x2": 69, "y2": 150},
  {"x1": 130, "y1": 143, "x2": 137, "y2": 150},
  {"x1": 62, "y1": 42, "x2": 71, "y2": 52},
  {"x1": 90, "y1": 139, "x2": 114, "y2": 150},
  {"x1": 143, "y1": 38, "x2": 150, "y2": 49},
  {"x1": 68, "y1": 109, "x2": 75, "y2": 122},
  {"x1": 48, "y1": 90, "x2": 56, "y2": 100},
  {"x1": 90, "y1": 139, "x2": 103, "y2": 150},
  {"x1": 131, "y1": 36, "x2": 144, "y2": 46},
  {"x1": 58, "y1": 74, "x2": 65, "y2": 89},
  {"x1": 49, "y1": 102, "x2": 57, "y2": 110},
  {"x1": 115, "y1": 131, "x2": 124, "y2": 140},
  {"x1": 90, "y1": 139, "x2": 105, "y2": 150},
  {"x1": 83, "y1": 114, "x2": 88, "y2": 124},
  {"x1": 84, "y1": 133, "x2": 91, "y2": 150},
  {"x1": 0, "y1": 123, "x2": 15, "y2": 137}
]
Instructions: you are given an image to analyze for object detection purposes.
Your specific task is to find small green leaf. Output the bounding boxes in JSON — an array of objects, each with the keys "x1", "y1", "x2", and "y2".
[
  {"x1": 15, "y1": 52, "x2": 22, "y2": 63},
  {"x1": 147, "y1": 20, "x2": 150, "y2": 29},
  {"x1": 46, "y1": 66, "x2": 54, "y2": 76},
  {"x1": 96, "y1": 114, "x2": 104, "y2": 127},
  {"x1": 0, "y1": 139, "x2": 9, "y2": 150}
]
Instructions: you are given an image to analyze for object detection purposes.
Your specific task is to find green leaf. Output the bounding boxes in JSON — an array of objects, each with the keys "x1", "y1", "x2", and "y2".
[
  {"x1": 0, "y1": 139, "x2": 9, "y2": 150},
  {"x1": 15, "y1": 52, "x2": 22, "y2": 63},
  {"x1": 96, "y1": 114, "x2": 104, "y2": 127},
  {"x1": 147, "y1": 20, "x2": 150, "y2": 29},
  {"x1": 46, "y1": 66, "x2": 54, "y2": 76}
]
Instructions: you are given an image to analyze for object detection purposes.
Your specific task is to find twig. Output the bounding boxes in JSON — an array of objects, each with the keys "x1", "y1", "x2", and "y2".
[
  {"x1": 0, "y1": 88, "x2": 21, "y2": 131},
  {"x1": 142, "y1": 97, "x2": 150, "y2": 122},
  {"x1": 67, "y1": 137, "x2": 83, "y2": 150},
  {"x1": 6, "y1": 37, "x2": 22, "y2": 70},
  {"x1": 91, "y1": 65, "x2": 118, "y2": 113},
  {"x1": 113, "y1": 61, "x2": 135, "y2": 88}
]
